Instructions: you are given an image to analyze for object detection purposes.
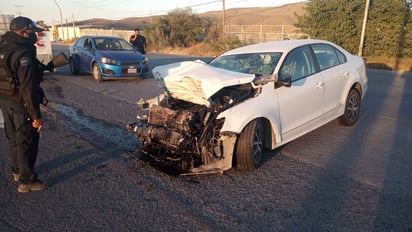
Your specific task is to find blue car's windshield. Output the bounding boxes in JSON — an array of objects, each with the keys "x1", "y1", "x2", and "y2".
[
  {"x1": 93, "y1": 38, "x2": 134, "y2": 51},
  {"x1": 209, "y1": 52, "x2": 282, "y2": 76}
]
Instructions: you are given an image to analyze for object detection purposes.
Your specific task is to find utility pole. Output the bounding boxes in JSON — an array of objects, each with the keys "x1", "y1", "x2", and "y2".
[
  {"x1": 72, "y1": 13, "x2": 76, "y2": 38},
  {"x1": 358, "y1": 0, "x2": 370, "y2": 56},
  {"x1": 222, "y1": 0, "x2": 225, "y2": 39},
  {"x1": 53, "y1": 0, "x2": 65, "y2": 41},
  {"x1": 14, "y1": 5, "x2": 23, "y2": 16},
  {"x1": 66, "y1": 18, "x2": 69, "y2": 40}
]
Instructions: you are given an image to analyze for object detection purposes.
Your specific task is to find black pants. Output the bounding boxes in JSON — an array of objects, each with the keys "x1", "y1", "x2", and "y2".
[{"x1": 0, "y1": 99, "x2": 39, "y2": 183}]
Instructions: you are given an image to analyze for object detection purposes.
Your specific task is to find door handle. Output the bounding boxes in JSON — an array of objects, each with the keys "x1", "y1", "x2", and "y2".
[
  {"x1": 344, "y1": 71, "x2": 349, "y2": 78},
  {"x1": 316, "y1": 82, "x2": 324, "y2": 88}
]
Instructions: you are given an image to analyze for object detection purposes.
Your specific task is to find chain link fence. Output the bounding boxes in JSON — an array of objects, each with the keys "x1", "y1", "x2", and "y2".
[{"x1": 224, "y1": 24, "x2": 305, "y2": 43}]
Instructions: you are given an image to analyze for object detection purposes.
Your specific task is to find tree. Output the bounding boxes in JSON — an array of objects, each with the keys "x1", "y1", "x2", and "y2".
[
  {"x1": 403, "y1": 5, "x2": 412, "y2": 58},
  {"x1": 145, "y1": 8, "x2": 209, "y2": 50},
  {"x1": 295, "y1": 0, "x2": 412, "y2": 58},
  {"x1": 364, "y1": 0, "x2": 411, "y2": 57}
]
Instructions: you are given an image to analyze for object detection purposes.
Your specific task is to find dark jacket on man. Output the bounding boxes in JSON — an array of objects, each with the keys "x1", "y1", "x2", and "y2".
[{"x1": 0, "y1": 30, "x2": 42, "y2": 120}]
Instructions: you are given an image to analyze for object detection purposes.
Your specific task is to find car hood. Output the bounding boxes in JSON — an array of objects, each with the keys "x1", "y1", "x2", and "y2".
[
  {"x1": 98, "y1": 50, "x2": 143, "y2": 60},
  {"x1": 152, "y1": 60, "x2": 255, "y2": 106}
]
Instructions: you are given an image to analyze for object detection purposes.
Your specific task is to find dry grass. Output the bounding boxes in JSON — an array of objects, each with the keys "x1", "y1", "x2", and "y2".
[
  {"x1": 365, "y1": 56, "x2": 412, "y2": 72},
  {"x1": 159, "y1": 43, "x2": 222, "y2": 57}
]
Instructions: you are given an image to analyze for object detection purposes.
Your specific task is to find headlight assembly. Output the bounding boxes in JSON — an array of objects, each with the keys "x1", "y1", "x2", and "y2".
[
  {"x1": 142, "y1": 56, "x2": 149, "y2": 64},
  {"x1": 101, "y1": 57, "x2": 117, "y2": 65}
]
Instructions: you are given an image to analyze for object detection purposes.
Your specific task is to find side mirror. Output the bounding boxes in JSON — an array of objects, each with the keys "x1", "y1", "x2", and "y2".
[
  {"x1": 275, "y1": 74, "x2": 292, "y2": 88},
  {"x1": 253, "y1": 73, "x2": 277, "y2": 85}
]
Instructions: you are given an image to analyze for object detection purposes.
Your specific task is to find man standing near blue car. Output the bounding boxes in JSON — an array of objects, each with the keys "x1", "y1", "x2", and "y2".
[{"x1": 129, "y1": 28, "x2": 147, "y2": 54}]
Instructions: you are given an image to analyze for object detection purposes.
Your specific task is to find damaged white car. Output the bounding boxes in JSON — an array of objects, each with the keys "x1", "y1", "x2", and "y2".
[{"x1": 127, "y1": 39, "x2": 368, "y2": 174}]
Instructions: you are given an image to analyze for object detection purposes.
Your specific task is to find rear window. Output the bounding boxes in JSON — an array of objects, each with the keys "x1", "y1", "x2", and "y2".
[{"x1": 311, "y1": 44, "x2": 346, "y2": 70}]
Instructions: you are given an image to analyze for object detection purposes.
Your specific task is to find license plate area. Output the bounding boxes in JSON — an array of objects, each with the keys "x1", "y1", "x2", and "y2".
[{"x1": 127, "y1": 67, "x2": 137, "y2": 74}]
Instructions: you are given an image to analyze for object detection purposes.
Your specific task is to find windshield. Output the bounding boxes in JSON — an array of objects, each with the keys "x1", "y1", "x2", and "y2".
[
  {"x1": 209, "y1": 52, "x2": 282, "y2": 76},
  {"x1": 93, "y1": 38, "x2": 135, "y2": 51}
]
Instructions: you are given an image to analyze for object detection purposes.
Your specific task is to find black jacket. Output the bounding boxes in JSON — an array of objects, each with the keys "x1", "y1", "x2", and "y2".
[
  {"x1": 129, "y1": 34, "x2": 146, "y2": 54},
  {"x1": 0, "y1": 31, "x2": 43, "y2": 120}
]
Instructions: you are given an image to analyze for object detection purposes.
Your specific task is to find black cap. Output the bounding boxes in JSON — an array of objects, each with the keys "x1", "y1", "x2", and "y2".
[{"x1": 10, "y1": 16, "x2": 44, "y2": 32}]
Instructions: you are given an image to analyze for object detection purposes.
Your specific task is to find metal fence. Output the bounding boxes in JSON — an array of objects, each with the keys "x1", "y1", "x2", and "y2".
[
  {"x1": 224, "y1": 24, "x2": 305, "y2": 43},
  {"x1": 0, "y1": 15, "x2": 14, "y2": 36},
  {"x1": 53, "y1": 24, "x2": 305, "y2": 44},
  {"x1": 54, "y1": 26, "x2": 133, "y2": 42}
]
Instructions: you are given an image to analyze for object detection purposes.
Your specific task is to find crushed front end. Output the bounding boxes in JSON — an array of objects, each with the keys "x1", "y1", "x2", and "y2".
[
  {"x1": 127, "y1": 60, "x2": 264, "y2": 174},
  {"x1": 127, "y1": 83, "x2": 258, "y2": 174}
]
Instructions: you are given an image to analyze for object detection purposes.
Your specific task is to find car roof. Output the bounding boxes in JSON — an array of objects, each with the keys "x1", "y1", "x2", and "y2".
[
  {"x1": 79, "y1": 35, "x2": 124, "y2": 40},
  {"x1": 221, "y1": 39, "x2": 339, "y2": 55}
]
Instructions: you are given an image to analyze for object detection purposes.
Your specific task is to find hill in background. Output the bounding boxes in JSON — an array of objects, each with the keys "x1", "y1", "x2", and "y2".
[{"x1": 73, "y1": 2, "x2": 306, "y2": 29}]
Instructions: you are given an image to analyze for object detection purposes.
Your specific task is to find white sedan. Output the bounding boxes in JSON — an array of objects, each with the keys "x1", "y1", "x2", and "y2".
[{"x1": 127, "y1": 39, "x2": 368, "y2": 174}]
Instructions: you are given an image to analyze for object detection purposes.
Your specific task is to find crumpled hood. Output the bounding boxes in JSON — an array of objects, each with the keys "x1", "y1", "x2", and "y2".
[{"x1": 152, "y1": 60, "x2": 255, "y2": 106}]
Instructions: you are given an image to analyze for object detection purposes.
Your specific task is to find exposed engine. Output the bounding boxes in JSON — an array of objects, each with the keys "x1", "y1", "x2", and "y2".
[{"x1": 127, "y1": 83, "x2": 258, "y2": 174}]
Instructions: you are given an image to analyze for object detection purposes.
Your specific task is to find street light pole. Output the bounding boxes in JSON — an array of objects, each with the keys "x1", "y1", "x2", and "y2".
[
  {"x1": 53, "y1": 0, "x2": 65, "y2": 41},
  {"x1": 358, "y1": 0, "x2": 370, "y2": 56}
]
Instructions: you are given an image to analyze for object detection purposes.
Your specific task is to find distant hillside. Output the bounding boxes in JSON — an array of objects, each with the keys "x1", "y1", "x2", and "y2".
[
  {"x1": 73, "y1": 2, "x2": 306, "y2": 29},
  {"x1": 201, "y1": 2, "x2": 305, "y2": 25}
]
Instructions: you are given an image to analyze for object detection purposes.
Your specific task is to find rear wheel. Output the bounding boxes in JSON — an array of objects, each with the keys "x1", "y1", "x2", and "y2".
[
  {"x1": 69, "y1": 58, "x2": 79, "y2": 75},
  {"x1": 92, "y1": 63, "x2": 103, "y2": 82},
  {"x1": 339, "y1": 88, "x2": 361, "y2": 126},
  {"x1": 235, "y1": 119, "x2": 265, "y2": 171}
]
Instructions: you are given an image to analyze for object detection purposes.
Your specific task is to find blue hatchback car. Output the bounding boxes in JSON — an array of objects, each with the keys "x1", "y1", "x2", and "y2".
[{"x1": 68, "y1": 35, "x2": 149, "y2": 82}]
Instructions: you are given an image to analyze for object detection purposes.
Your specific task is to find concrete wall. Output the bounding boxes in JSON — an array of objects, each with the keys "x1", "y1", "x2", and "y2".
[{"x1": 52, "y1": 25, "x2": 133, "y2": 42}]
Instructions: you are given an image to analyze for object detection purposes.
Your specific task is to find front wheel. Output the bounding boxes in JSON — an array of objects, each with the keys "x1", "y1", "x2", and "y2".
[
  {"x1": 69, "y1": 58, "x2": 79, "y2": 75},
  {"x1": 235, "y1": 119, "x2": 265, "y2": 171},
  {"x1": 339, "y1": 88, "x2": 361, "y2": 126},
  {"x1": 92, "y1": 63, "x2": 103, "y2": 82}
]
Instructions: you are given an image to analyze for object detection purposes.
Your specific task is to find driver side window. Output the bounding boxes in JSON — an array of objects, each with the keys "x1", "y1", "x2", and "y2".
[
  {"x1": 83, "y1": 39, "x2": 92, "y2": 50},
  {"x1": 279, "y1": 46, "x2": 316, "y2": 82}
]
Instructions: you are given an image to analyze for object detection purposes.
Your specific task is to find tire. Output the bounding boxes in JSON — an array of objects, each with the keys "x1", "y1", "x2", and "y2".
[
  {"x1": 339, "y1": 88, "x2": 361, "y2": 126},
  {"x1": 69, "y1": 58, "x2": 79, "y2": 75},
  {"x1": 92, "y1": 63, "x2": 103, "y2": 82},
  {"x1": 235, "y1": 119, "x2": 265, "y2": 171}
]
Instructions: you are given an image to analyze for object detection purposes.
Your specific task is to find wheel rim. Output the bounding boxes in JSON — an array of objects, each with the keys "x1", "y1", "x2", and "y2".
[
  {"x1": 253, "y1": 123, "x2": 264, "y2": 164},
  {"x1": 347, "y1": 92, "x2": 360, "y2": 123},
  {"x1": 93, "y1": 65, "x2": 101, "y2": 80}
]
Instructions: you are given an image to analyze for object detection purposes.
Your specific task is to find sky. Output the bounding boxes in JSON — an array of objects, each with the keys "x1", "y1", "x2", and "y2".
[{"x1": 1, "y1": 0, "x2": 305, "y2": 25}]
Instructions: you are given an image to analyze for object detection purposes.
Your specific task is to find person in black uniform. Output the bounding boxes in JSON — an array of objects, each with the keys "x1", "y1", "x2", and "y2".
[
  {"x1": 0, "y1": 16, "x2": 50, "y2": 193},
  {"x1": 129, "y1": 28, "x2": 147, "y2": 54}
]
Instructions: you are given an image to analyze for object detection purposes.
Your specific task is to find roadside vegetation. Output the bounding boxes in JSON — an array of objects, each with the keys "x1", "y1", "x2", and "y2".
[
  {"x1": 142, "y1": 0, "x2": 411, "y2": 71},
  {"x1": 296, "y1": 0, "x2": 411, "y2": 71},
  {"x1": 142, "y1": 8, "x2": 243, "y2": 57}
]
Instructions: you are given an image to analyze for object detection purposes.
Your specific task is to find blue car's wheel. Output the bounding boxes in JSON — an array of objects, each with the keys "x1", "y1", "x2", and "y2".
[
  {"x1": 69, "y1": 58, "x2": 79, "y2": 75},
  {"x1": 92, "y1": 63, "x2": 103, "y2": 82}
]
